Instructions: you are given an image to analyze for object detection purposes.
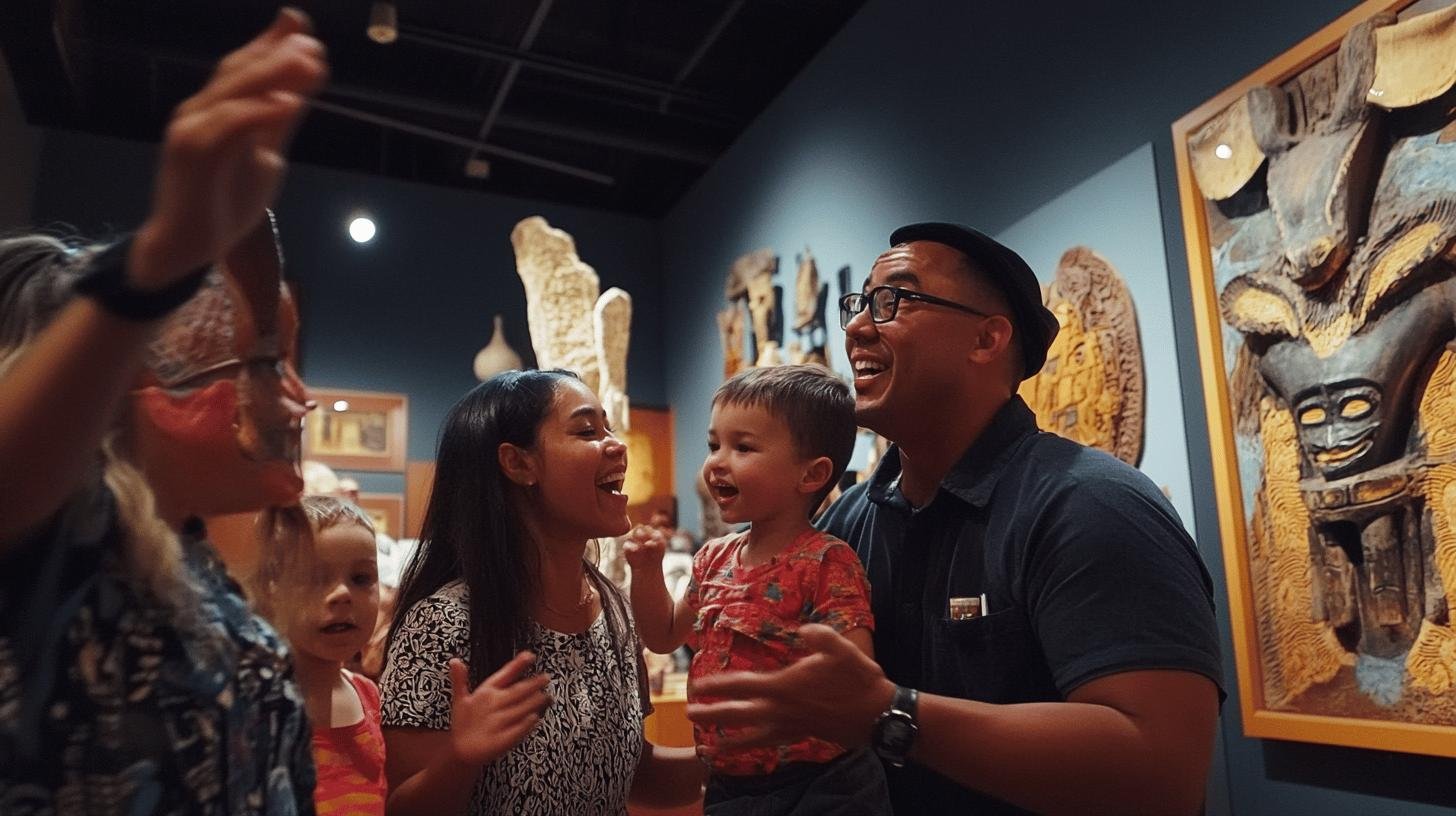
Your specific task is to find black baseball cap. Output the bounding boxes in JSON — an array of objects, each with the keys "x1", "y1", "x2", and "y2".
[{"x1": 888, "y1": 222, "x2": 1059, "y2": 380}]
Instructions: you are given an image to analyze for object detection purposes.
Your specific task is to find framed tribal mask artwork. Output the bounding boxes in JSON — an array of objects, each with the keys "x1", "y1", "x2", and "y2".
[{"x1": 1173, "y1": 0, "x2": 1456, "y2": 756}]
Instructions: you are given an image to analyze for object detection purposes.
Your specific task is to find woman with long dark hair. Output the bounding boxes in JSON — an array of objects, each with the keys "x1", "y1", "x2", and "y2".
[{"x1": 381, "y1": 369, "x2": 702, "y2": 814}]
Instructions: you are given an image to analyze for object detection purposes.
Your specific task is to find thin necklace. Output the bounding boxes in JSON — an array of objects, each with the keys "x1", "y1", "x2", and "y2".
[{"x1": 540, "y1": 575, "x2": 595, "y2": 616}]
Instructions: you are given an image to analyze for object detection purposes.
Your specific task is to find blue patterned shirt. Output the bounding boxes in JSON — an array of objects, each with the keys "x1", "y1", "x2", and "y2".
[{"x1": 0, "y1": 477, "x2": 315, "y2": 814}]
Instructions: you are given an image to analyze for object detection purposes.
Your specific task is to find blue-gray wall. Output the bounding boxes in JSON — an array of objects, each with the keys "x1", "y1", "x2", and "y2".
[
  {"x1": 29, "y1": 128, "x2": 663, "y2": 495},
  {"x1": 660, "y1": 0, "x2": 1456, "y2": 813}
]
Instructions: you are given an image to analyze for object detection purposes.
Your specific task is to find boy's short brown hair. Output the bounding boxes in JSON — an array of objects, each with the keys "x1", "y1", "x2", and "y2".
[{"x1": 712, "y1": 364, "x2": 857, "y2": 509}]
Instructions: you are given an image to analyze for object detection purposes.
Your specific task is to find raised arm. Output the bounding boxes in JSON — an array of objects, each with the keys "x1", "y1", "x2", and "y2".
[
  {"x1": 622, "y1": 525, "x2": 695, "y2": 654},
  {"x1": 0, "y1": 7, "x2": 325, "y2": 547}
]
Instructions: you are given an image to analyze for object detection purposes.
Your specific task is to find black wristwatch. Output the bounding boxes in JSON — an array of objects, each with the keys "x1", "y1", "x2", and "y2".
[
  {"x1": 72, "y1": 236, "x2": 210, "y2": 322},
  {"x1": 871, "y1": 684, "x2": 919, "y2": 768}
]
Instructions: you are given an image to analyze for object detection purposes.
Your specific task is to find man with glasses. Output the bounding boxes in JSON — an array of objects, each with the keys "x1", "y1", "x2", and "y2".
[{"x1": 690, "y1": 223, "x2": 1223, "y2": 814}]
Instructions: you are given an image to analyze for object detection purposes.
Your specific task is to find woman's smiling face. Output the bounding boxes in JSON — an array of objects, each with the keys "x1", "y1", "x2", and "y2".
[{"x1": 524, "y1": 378, "x2": 631, "y2": 542}]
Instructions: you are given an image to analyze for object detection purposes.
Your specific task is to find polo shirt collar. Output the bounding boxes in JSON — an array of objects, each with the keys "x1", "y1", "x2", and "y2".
[{"x1": 866, "y1": 395, "x2": 1040, "y2": 510}]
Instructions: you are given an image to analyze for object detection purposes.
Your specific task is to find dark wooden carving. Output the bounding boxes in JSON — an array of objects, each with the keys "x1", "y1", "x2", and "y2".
[
  {"x1": 1191, "y1": 4, "x2": 1456, "y2": 713},
  {"x1": 792, "y1": 248, "x2": 831, "y2": 367}
]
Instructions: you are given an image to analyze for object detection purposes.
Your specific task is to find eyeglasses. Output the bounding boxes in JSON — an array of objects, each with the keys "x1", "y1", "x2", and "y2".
[
  {"x1": 138, "y1": 355, "x2": 291, "y2": 393},
  {"x1": 838, "y1": 285, "x2": 991, "y2": 330}
]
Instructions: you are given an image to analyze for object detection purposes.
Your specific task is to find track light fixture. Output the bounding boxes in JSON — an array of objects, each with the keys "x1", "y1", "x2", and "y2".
[{"x1": 368, "y1": 2, "x2": 398, "y2": 44}]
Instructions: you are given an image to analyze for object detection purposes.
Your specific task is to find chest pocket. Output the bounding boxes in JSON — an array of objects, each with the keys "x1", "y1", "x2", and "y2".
[{"x1": 929, "y1": 606, "x2": 1056, "y2": 703}]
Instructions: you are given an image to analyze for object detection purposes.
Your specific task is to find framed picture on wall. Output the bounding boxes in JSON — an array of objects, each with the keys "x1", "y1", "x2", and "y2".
[
  {"x1": 356, "y1": 493, "x2": 404, "y2": 539},
  {"x1": 303, "y1": 388, "x2": 408, "y2": 472},
  {"x1": 1172, "y1": 0, "x2": 1456, "y2": 757}
]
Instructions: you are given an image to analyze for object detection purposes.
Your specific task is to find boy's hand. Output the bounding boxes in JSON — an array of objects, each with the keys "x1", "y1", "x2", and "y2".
[
  {"x1": 447, "y1": 653, "x2": 551, "y2": 767},
  {"x1": 130, "y1": 7, "x2": 328, "y2": 291},
  {"x1": 622, "y1": 524, "x2": 669, "y2": 573}
]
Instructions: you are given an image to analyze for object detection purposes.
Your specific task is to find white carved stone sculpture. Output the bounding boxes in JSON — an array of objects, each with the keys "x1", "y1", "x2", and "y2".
[
  {"x1": 473, "y1": 314, "x2": 524, "y2": 381},
  {"x1": 595, "y1": 287, "x2": 632, "y2": 433},
  {"x1": 511, "y1": 216, "x2": 602, "y2": 393},
  {"x1": 511, "y1": 216, "x2": 634, "y2": 436}
]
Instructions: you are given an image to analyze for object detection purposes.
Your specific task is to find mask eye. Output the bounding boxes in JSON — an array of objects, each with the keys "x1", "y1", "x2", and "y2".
[
  {"x1": 1340, "y1": 398, "x2": 1373, "y2": 419},
  {"x1": 1298, "y1": 406, "x2": 1327, "y2": 426}
]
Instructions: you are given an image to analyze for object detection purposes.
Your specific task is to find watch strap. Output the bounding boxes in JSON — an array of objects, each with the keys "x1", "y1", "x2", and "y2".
[
  {"x1": 892, "y1": 684, "x2": 919, "y2": 719},
  {"x1": 873, "y1": 684, "x2": 920, "y2": 767},
  {"x1": 73, "y1": 236, "x2": 210, "y2": 322}
]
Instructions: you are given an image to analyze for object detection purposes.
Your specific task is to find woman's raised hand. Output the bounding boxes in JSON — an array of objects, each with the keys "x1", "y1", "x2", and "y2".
[
  {"x1": 130, "y1": 7, "x2": 328, "y2": 290},
  {"x1": 447, "y1": 652, "x2": 552, "y2": 767}
]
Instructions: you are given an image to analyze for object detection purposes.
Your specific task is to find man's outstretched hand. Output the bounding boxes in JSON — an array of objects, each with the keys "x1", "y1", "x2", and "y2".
[{"x1": 686, "y1": 623, "x2": 894, "y2": 753}]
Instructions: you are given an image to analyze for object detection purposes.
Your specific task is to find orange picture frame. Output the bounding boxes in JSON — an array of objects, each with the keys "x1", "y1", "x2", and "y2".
[
  {"x1": 356, "y1": 493, "x2": 404, "y2": 540},
  {"x1": 303, "y1": 388, "x2": 409, "y2": 472}
]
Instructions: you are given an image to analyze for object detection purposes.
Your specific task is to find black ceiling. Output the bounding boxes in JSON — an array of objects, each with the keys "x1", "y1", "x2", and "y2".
[{"x1": 1, "y1": 0, "x2": 867, "y2": 216}]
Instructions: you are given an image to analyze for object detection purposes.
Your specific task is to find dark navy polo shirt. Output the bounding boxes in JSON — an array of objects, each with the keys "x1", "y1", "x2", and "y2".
[{"x1": 819, "y1": 396, "x2": 1223, "y2": 815}]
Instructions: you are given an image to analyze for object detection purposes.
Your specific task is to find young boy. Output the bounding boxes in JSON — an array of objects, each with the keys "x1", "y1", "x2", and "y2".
[{"x1": 625, "y1": 364, "x2": 890, "y2": 815}]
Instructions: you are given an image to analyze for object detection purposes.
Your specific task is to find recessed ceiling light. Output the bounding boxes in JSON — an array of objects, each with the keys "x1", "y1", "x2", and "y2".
[
  {"x1": 348, "y1": 217, "x2": 376, "y2": 243},
  {"x1": 1214, "y1": 143, "x2": 1233, "y2": 160},
  {"x1": 333, "y1": 400, "x2": 351, "y2": 412}
]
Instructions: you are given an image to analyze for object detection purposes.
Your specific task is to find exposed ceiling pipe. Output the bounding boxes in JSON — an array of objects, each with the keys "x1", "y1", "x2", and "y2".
[
  {"x1": 494, "y1": 114, "x2": 716, "y2": 166},
  {"x1": 68, "y1": 41, "x2": 665, "y2": 180},
  {"x1": 661, "y1": 0, "x2": 744, "y2": 114},
  {"x1": 320, "y1": 82, "x2": 718, "y2": 166},
  {"x1": 399, "y1": 24, "x2": 732, "y2": 115},
  {"x1": 309, "y1": 97, "x2": 615, "y2": 185},
  {"x1": 468, "y1": 0, "x2": 554, "y2": 168}
]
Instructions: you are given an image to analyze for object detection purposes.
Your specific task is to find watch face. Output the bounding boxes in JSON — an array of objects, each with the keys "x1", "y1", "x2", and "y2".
[
  {"x1": 881, "y1": 717, "x2": 914, "y2": 750},
  {"x1": 874, "y1": 711, "x2": 917, "y2": 765}
]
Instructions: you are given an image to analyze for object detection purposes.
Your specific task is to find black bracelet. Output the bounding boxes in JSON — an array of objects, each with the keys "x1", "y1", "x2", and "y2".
[{"x1": 72, "y1": 236, "x2": 210, "y2": 321}]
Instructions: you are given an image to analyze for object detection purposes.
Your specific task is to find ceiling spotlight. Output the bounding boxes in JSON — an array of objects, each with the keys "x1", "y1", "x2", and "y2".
[
  {"x1": 368, "y1": 2, "x2": 398, "y2": 44},
  {"x1": 1214, "y1": 143, "x2": 1233, "y2": 160},
  {"x1": 333, "y1": 400, "x2": 351, "y2": 412},
  {"x1": 349, "y1": 216, "x2": 377, "y2": 243}
]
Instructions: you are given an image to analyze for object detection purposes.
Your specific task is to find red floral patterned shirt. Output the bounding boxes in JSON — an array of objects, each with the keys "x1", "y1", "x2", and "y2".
[{"x1": 687, "y1": 528, "x2": 874, "y2": 776}]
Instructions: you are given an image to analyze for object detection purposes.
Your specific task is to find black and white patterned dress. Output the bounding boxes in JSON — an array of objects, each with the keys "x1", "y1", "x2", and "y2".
[{"x1": 380, "y1": 580, "x2": 647, "y2": 815}]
